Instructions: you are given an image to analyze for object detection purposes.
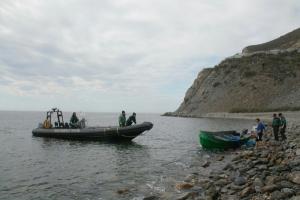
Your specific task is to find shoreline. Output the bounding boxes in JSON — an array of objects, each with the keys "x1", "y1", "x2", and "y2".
[
  {"x1": 162, "y1": 111, "x2": 300, "y2": 122},
  {"x1": 149, "y1": 112, "x2": 300, "y2": 199}
]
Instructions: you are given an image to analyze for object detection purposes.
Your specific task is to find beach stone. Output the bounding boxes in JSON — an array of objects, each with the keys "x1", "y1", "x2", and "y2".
[
  {"x1": 175, "y1": 182, "x2": 194, "y2": 190},
  {"x1": 278, "y1": 180, "x2": 294, "y2": 189},
  {"x1": 265, "y1": 176, "x2": 280, "y2": 185},
  {"x1": 261, "y1": 184, "x2": 278, "y2": 193},
  {"x1": 246, "y1": 168, "x2": 257, "y2": 177},
  {"x1": 176, "y1": 192, "x2": 198, "y2": 200},
  {"x1": 202, "y1": 161, "x2": 210, "y2": 168},
  {"x1": 257, "y1": 164, "x2": 268, "y2": 170},
  {"x1": 281, "y1": 188, "x2": 295, "y2": 197},
  {"x1": 269, "y1": 190, "x2": 284, "y2": 200},
  {"x1": 223, "y1": 163, "x2": 234, "y2": 171},
  {"x1": 184, "y1": 174, "x2": 198, "y2": 183},
  {"x1": 290, "y1": 195, "x2": 300, "y2": 200},
  {"x1": 205, "y1": 185, "x2": 219, "y2": 200},
  {"x1": 217, "y1": 155, "x2": 224, "y2": 161},
  {"x1": 240, "y1": 186, "x2": 254, "y2": 198},
  {"x1": 234, "y1": 176, "x2": 247, "y2": 186},
  {"x1": 143, "y1": 195, "x2": 159, "y2": 200},
  {"x1": 289, "y1": 172, "x2": 300, "y2": 184},
  {"x1": 117, "y1": 188, "x2": 129, "y2": 194},
  {"x1": 296, "y1": 149, "x2": 300, "y2": 156},
  {"x1": 222, "y1": 194, "x2": 239, "y2": 200}
]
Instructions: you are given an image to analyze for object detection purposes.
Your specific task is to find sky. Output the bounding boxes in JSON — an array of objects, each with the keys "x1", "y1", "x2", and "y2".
[{"x1": 0, "y1": 0, "x2": 300, "y2": 113}]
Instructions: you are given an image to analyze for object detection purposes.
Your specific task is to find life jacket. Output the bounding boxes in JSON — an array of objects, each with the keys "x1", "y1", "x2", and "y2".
[{"x1": 43, "y1": 119, "x2": 51, "y2": 129}]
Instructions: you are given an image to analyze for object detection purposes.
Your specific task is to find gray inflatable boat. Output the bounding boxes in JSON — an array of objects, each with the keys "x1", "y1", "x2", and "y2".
[
  {"x1": 32, "y1": 122, "x2": 153, "y2": 141},
  {"x1": 32, "y1": 108, "x2": 153, "y2": 141}
]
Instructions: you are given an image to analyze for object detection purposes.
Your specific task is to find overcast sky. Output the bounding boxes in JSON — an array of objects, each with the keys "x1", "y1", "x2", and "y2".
[{"x1": 0, "y1": 0, "x2": 299, "y2": 113}]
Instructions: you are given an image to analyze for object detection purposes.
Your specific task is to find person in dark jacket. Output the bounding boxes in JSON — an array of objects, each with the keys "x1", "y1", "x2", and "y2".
[
  {"x1": 272, "y1": 113, "x2": 281, "y2": 141},
  {"x1": 255, "y1": 118, "x2": 265, "y2": 141},
  {"x1": 279, "y1": 113, "x2": 287, "y2": 140},
  {"x1": 70, "y1": 112, "x2": 79, "y2": 128},
  {"x1": 119, "y1": 111, "x2": 126, "y2": 127},
  {"x1": 126, "y1": 112, "x2": 136, "y2": 126}
]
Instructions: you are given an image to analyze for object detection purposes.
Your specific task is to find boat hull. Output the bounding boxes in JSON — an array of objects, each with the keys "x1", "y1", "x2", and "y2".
[
  {"x1": 32, "y1": 122, "x2": 153, "y2": 141},
  {"x1": 199, "y1": 130, "x2": 250, "y2": 149}
]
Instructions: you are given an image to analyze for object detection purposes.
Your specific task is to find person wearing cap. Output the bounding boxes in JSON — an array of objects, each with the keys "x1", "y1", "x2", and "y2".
[
  {"x1": 255, "y1": 118, "x2": 265, "y2": 141},
  {"x1": 126, "y1": 112, "x2": 137, "y2": 126},
  {"x1": 119, "y1": 111, "x2": 126, "y2": 127},
  {"x1": 279, "y1": 113, "x2": 287, "y2": 140}
]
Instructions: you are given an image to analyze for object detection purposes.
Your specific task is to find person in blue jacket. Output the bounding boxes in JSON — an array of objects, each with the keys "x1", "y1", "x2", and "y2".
[{"x1": 255, "y1": 118, "x2": 265, "y2": 141}]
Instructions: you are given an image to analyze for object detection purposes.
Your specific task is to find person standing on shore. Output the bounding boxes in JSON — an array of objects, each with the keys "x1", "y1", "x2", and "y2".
[
  {"x1": 119, "y1": 111, "x2": 126, "y2": 127},
  {"x1": 272, "y1": 113, "x2": 281, "y2": 141},
  {"x1": 255, "y1": 118, "x2": 265, "y2": 141},
  {"x1": 279, "y1": 113, "x2": 287, "y2": 140}
]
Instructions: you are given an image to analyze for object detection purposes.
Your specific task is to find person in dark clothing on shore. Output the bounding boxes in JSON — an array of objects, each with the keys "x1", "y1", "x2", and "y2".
[
  {"x1": 272, "y1": 113, "x2": 281, "y2": 141},
  {"x1": 279, "y1": 113, "x2": 287, "y2": 140},
  {"x1": 126, "y1": 112, "x2": 136, "y2": 126},
  {"x1": 255, "y1": 118, "x2": 265, "y2": 141}
]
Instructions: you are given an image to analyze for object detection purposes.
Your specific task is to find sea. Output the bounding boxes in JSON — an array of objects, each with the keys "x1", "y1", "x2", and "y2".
[{"x1": 0, "y1": 111, "x2": 254, "y2": 200}]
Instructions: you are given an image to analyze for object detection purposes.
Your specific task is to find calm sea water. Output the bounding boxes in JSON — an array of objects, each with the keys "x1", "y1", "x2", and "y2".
[{"x1": 0, "y1": 111, "x2": 254, "y2": 200}]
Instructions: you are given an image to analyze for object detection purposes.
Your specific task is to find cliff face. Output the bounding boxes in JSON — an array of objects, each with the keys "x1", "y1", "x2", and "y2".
[{"x1": 174, "y1": 28, "x2": 300, "y2": 116}]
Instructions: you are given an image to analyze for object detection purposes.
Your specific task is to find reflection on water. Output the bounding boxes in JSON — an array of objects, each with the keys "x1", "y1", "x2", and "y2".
[{"x1": 0, "y1": 111, "x2": 255, "y2": 199}]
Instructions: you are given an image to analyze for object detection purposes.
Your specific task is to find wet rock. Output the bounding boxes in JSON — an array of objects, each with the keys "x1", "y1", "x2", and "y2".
[
  {"x1": 202, "y1": 161, "x2": 210, "y2": 168},
  {"x1": 184, "y1": 174, "x2": 198, "y2": 184},
  {"x1": 117, "y1": 188, "x2": 129, "y2": 194},
  {"x1": 143, "y1": 195, "x2": 160, "y2": 200},
  {"x1": 261, "y1": 184, "x2": 278, "y2": 193},
  {"x1": 234, "y1": 176, "x2": 246, "y2": 186},
  {"x1": 176, "y1": 192, "x2": 198, "y2": 200},
  {"x1": 175, "y1": 182, "x2": 194, "y2": 190}
]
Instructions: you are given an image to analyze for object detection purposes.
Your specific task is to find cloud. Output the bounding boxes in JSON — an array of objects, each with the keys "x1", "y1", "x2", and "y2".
[{"x1": 0, "y1": 0, "x2": 300, "y2": 112}]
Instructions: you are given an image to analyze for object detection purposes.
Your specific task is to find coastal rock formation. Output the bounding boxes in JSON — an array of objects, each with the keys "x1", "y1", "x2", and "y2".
[{"x1": 172, "y1": 28, "x2": 300, "y2": 116}]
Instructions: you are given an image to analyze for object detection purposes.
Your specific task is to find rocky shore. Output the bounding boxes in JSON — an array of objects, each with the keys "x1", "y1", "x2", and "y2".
[{"x1": 139, "y1": 121, "x2": 300, "y2": 200}]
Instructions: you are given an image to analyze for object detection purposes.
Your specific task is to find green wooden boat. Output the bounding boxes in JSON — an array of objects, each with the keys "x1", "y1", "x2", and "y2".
[{"x1": 199, "y1": 130, "x2": 250, "y2": 149}]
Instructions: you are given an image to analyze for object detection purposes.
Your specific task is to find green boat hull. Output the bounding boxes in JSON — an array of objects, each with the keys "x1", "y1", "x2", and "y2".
[{"x1": 199, "y1": 130, "x2": 250, "y2": 150}]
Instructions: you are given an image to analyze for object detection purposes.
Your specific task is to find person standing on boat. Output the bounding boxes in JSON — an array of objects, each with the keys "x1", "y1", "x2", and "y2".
[
  {"x1": 119, "y1": 111, "x2": 126, "y2": 127},
  {"x1": 70, "y1": 112, "x2": 79, "y2": 128},
  {"x1": 126, "y1": 112, "x2": 136, "y2": 126},
  {"x1": 272, "y1": 113, "x2": 281, "y2": 141},
  {"x1": 255, "y1": 118, "x2": 265, "y2": 141},
  {"x1": 279, "y1": 113, "x2": 287, "y2": 140}
]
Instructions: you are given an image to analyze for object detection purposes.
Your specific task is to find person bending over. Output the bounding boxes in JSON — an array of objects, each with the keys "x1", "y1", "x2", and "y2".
[{"x1": 126, "y1": 112, "x2": 136, "y2": 126}]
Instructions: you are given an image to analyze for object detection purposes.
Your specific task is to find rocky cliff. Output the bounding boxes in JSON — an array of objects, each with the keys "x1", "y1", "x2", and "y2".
[{"x1": 171, "y1": 28, "x2": 300, "y2": 116}]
